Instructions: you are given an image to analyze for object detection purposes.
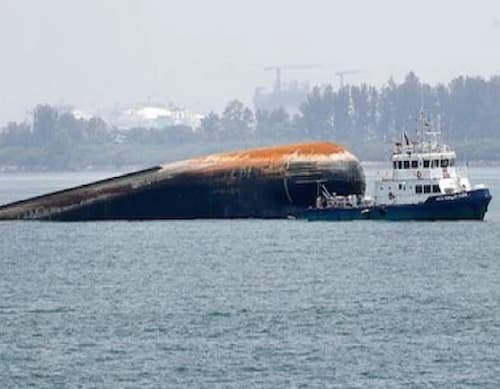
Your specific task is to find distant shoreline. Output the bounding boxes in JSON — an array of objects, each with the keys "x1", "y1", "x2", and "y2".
[{"x1": 1, "y1": 160, "x2": 498, "y2": 174}]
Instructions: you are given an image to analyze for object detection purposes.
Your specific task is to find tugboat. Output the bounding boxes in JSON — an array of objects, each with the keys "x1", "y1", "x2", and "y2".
[{"x1": 305, "y1": 112, "x2": 492, "y2": 221}]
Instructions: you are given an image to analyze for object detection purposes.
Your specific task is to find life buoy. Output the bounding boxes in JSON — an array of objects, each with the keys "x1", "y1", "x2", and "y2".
[{"x1": 417, "y1": 171, "x2": 422, "y2": 179}]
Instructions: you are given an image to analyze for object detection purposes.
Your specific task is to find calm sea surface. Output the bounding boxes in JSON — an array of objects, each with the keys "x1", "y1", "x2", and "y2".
[{"x1": 1, "y1": 167, "x2": 499, "y2": 387}]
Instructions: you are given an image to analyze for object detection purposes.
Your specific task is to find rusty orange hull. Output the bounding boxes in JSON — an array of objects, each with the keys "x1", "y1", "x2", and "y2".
[{"x1": 0, "y1": 142, "x2": 365, "y2": 220}]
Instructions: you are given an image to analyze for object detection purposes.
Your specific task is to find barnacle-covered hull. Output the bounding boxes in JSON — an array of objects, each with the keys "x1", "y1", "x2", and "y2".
[{"x1": 0, "y1": 142, "x2": 365, "y2": 221}]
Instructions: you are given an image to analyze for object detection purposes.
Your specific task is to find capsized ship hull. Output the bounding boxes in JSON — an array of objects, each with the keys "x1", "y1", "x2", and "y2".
[{"x1": 0, "y1": 142, "x2": 365, "y2": 221}]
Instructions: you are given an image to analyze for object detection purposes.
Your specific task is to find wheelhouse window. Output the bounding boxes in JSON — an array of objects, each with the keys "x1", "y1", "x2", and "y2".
[
  {"x1": 393, "y1": 161, "x2": 397, "y2": 169},
  {"x1": 432, "y1": 160, "x2": 439, "y2": 168},
  {"x1": 416, "y1": 185, "x2": 423, "y2": 194},
  {"x1": 441, "y1": 159, "x2": 449, "y2": 168},
  {"x1": 403, "y1": 160, "x2": 410, "y2": 169},
  {"x1": 432, "y1": 184, "x2": 441, "y2": 193},
  {"x1": 398, "y1": 161, "x2": 402, "y2": 169},
  {"x1": 411, "y1": 160, "x2": 418, "y2": 168},
  {"x1": 423, "y1": 160, "x2": 430, "y2": 168},
  {"x1": 424, "y1": 185, "x2": 431, "y2": 193}
]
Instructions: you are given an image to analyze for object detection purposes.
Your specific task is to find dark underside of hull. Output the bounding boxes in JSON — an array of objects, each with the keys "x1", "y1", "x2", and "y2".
[
  {"x1": 48, "y1": 168, "x2": 364, "y2": 221},
  {"x1": 0, "y1": 160, "x2": 365, "y2": 221}
]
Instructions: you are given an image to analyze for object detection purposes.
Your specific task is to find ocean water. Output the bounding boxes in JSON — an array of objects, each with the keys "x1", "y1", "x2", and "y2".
[{"x1": 0, "y1": 167, "x2": 499, "y2": 387}]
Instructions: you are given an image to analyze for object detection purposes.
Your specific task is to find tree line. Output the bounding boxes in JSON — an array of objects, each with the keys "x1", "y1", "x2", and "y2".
[
  {"x1": 202, "y1": 72, "x2": 500, "y2": 160},
  {"x1": 1, "y1": 72, "x2": 500, "y2": 170}
]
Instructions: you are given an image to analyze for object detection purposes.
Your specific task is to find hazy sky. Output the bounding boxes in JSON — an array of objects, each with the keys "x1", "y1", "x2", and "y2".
[{"x1": 1, "y1": 0, "x2": 500, "y2": 122}]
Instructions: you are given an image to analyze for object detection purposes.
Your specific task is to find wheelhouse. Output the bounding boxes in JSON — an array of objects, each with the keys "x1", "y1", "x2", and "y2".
[{"x1": 373, "y1": 113, "x2": 471, "y2": 205}]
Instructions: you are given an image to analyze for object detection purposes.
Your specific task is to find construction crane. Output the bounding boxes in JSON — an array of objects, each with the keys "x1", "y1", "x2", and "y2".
[
  {"x1": 335, "y1": 70, "x2": 360, "y2": 89},
  {"x1": 264, "y1": 64, "x2": 322, "y2": 93}
]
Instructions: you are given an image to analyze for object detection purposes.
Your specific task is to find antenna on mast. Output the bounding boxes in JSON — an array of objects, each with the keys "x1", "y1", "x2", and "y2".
[{"x1": 419, "y1": 86, "x2": 425, "y2": 113}]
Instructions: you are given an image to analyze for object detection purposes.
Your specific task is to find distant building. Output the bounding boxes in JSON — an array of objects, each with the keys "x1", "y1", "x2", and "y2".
[
  {"x1": 253, "y1": 80, "x2": 310, "y2": 115},
  {"x1": 53, "y1": 105, "x2": 94, "y2": 121},
  {"x1": 71, "y1": 109, "x2": 94, "y2": 121},
  {"x1": 104, "y1": 103, "x2": 204, "y2": 130}
]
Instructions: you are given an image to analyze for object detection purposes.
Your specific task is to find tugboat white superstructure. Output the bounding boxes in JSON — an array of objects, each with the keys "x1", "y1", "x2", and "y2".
[{"x1": 305, "y1": 113, "x2": 492, "y2": 221}]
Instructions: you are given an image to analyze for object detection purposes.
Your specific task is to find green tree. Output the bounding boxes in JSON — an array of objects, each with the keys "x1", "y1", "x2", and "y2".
[
  {"x1": 32, "y1": 104, "x2": 59, "y2": 145},
  {"x1": 0, "y1": 121, "x2": 32, "y2": 146},
  {"x1": 200, "y1": 112, "x2": 222, "y2": 141},
  {"x1": 298, "y1": 86, "x2": 335, "y2": 139},
  {"x1": 255, "y1": 107, "x2": 295, "y2": 140},
  {"x1": 220, "y1": 100, "x2": 254, "y2": 140}
]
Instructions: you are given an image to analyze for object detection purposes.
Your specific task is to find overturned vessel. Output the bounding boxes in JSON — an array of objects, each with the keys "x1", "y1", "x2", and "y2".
[{"x1": 0, "y1": 142, "x2": 365, "y2": 221}]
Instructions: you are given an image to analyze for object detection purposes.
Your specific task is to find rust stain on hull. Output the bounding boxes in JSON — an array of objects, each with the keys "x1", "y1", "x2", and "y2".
[{"x1": 174, "y1": 142, "x2": 356, "y2": 174}]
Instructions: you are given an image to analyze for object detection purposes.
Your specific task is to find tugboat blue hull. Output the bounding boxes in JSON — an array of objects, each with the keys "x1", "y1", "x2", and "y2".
[{"x1": 305, "y1": 188, "x2": 492, "y2": 221}]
